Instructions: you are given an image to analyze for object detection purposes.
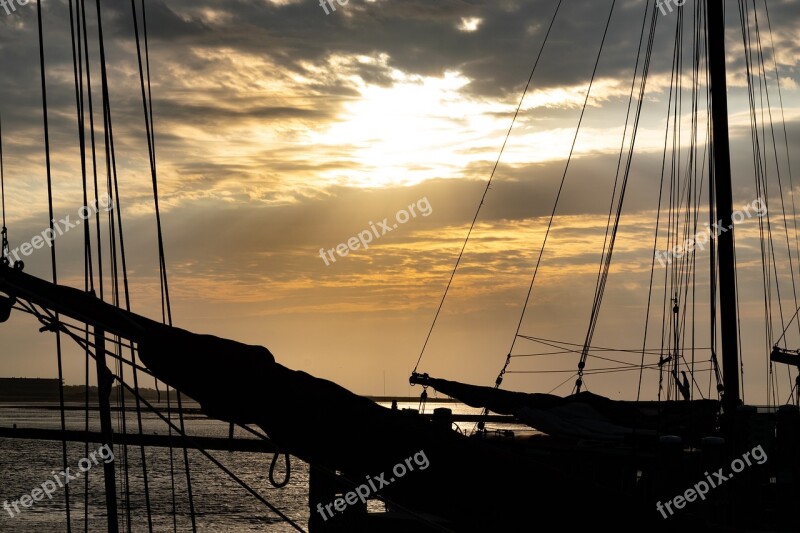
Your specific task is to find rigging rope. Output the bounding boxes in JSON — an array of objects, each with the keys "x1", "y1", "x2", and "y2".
[
  {"x1": 92, "y1": 0, "x2": 133, "y2": 526},
  {"x1": 411, "y1": 0, "x2": 563, "y2": 374},
  {"x1": 763, "y1": 0, "x2": 800, "y2": 302},
  {"x1": 78, "y1": 0, "x2": 109, "y2": 526},
  {"x1": 751, "y1": 0, "x2": 799, "y2": 403},
  {"x1": 0, "y1": 110, "x2": 9, "y2": 266},
  {"x1": 0, "y1": 111, "x2": 7, "y2": 265},
  {"x1": 737, "y1": 0, "x2": 795, "y2": 405},
  {"x1": 751, "y1": 1, "x2": 800, "y2": 351},
  {"x1": 487, "y1": 0, "x2": 619, "y2": 403},
  {"x1": 14, "y1": 301, "x2": 310, "y2": 532},
  {"x1": 663, "y1": 3, "x2": 685, "y2": 402},
  {"x1": 66, "y1": 1, "x2": 94, "y2": 528},
  {"x1": 269, "y1": 452, "x2": 291, "y2": 488},
  {"x1": 577, "y1": 0, "x2": 657, "y2": 392},
  {"x1": 123, "y1": 0, "x2": 198, "y2": 525},
  {"x1": 36, "y1": 1, "x2": 72, "y2": 529},
  {"x1": 12, "y1": 295, "x2": 459, "y2": 533},
  {"x1": 637, "y1": 0, "x2": 705, "y2": 402}
]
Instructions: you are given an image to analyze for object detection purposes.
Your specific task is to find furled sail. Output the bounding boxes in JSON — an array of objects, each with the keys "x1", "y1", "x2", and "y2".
[
  {"x1": 410, "y1": 373, "x2": 719, "y2": 442},
  {"x1": 0, "y1": 264, "x2": 654, "y2": 529}
]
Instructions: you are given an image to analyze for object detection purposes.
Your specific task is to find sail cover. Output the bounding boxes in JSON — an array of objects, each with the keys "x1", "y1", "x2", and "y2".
[
  {"x1": 411, "y1": 373, "x2": 719, "y2": 441},
  {"x1": 0, "y1": 265, "x2": 660, "y2": 528}
]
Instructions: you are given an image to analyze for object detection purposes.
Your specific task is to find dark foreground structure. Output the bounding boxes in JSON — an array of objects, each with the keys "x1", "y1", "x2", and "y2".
[{"x1": 1, "y1": 265, "x2": 799, "y2": 531}]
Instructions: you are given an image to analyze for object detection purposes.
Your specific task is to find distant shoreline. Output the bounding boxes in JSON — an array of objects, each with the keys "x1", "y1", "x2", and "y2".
[{"x1": 0, "y1": 394, "x2": 459, "y2": 404}]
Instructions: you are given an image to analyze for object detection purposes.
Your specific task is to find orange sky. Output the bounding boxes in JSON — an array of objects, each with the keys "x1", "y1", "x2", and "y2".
[{"x1": 1, "y1": 0, "x2": 799, "y2": 403}]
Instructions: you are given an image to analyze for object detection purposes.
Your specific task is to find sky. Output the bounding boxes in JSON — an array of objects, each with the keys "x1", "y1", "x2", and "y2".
[{"x1": 0, "y1": 0, "x2": 799, "y2": 403}]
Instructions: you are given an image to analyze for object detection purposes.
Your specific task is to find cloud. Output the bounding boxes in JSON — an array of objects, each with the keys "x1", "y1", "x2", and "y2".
[{"x1": 0, "y1": 0, "x2": 798, "y2": 397}]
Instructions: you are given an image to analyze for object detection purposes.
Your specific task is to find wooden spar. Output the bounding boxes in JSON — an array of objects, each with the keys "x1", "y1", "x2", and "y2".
[
  {"x1": 707, "y1": 0, "x2": 741, "y2": 413},
  {"x1": 0, "y1": 265, "x2": 154, "y2": 340}
]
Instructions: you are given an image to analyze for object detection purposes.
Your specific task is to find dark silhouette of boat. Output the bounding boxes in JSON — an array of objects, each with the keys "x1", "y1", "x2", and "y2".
[{"x1": 1, "y1": 1, "x2": 799, "y2": 531}]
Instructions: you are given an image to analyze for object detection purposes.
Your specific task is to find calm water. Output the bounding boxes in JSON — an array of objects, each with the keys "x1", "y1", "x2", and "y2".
[{"x1": 0, "y1": 401, "x2": 510, "y2": 532}]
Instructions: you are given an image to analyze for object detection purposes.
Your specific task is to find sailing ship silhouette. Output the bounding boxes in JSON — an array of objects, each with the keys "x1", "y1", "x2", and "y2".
[{"x1": 1, "y1": 0, "x2": 799, "y2": 531}]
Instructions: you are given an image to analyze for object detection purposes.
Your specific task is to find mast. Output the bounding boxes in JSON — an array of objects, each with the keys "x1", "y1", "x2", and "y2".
[
  {"x1": 94, "y1": 328, "x2": 120, "y2": 533},
  {"x1": 707, "y1": 0, "x2": 740, "y2": 413}
]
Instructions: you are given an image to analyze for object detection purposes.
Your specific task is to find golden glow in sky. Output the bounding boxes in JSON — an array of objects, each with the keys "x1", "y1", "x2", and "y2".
[{"x1": 0, "y1": 0, "x2": 799, "y2": 400}]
